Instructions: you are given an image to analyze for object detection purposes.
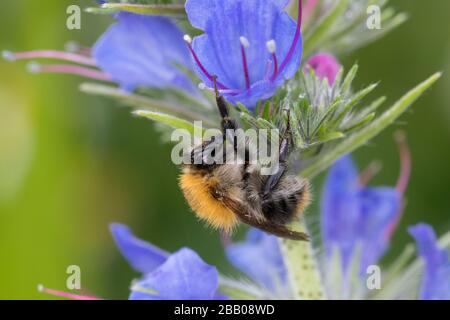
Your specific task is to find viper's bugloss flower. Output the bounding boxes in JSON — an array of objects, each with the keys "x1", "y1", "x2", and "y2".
[
  {"x1": 110, "y1": 224, "x2": 220, "y2": 300},
  {"x1": 305, "y1": 53, "x2": 341, "y2": 85},
  {"x1": 226, "y1": 229, "x2": 287, "y2": 295},
  {"x1": 184, "y1": 0, "x2": 303, "y2": 108},
  {"x1": 321, "y1": 155, "x2": 404, "y2": 275},
  {"x1": 93, "y1": 13, "x2": 195, "y2": 92},
  {"x1": 409, "y1": 224, "x2": 450, "y2": 300}
]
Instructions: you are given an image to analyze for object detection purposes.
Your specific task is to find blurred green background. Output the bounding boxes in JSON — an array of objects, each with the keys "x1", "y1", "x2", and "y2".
[{"x1": 0, "y1": 0, "x2": 449, "y2": 299}]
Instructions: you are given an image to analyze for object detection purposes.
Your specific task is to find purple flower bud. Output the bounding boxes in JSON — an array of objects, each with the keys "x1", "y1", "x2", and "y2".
[{"x1": 305, "y1": 53, "x2": 341, "y2": 85}]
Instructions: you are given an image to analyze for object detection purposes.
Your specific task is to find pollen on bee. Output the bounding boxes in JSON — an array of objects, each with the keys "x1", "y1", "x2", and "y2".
[{"x1": 179, "y1": 171, "x2": 238, "y2": 233}]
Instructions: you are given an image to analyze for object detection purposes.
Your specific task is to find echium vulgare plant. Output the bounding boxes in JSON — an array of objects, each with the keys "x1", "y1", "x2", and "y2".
[{"x1": 4, "y1": 0, "x2": 448, "y2": 300}]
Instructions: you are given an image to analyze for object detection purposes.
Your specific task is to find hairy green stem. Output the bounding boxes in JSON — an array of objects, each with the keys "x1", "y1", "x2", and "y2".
[{"x1": 278, "y1": 221, "x2": 325, "y2": 300}]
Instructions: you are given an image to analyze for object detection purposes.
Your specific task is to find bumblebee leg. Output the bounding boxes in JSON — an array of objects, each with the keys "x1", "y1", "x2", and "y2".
[
  {"x1": 212, "y1": 76, "x2": 236, "y2": 133},
  {"x1": 263, "y1": 110, "x2": 292, "y2": 195},
  {"x1": 212, "y1": 76, "x2": 240, "y2": 158}
]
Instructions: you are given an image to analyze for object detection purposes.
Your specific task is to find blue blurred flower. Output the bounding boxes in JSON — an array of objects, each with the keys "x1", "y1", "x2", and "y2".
[
  {"x1": 184, "y1": 0, "x2": 303, "y2": 108},
  {"x1": 226, "y1": 229, "x2": 287, "y2": 295},
  {"x1": 93, "y1": 12, "x2": 195, "y2": 92},
  {"x1": 110, "y1": 223, "x2": 220, "y2": 300},
  {"x1": 321, "y1": 155, "x2": 403, "y2": 275},
  {"x1": 409, "y1": 224, "x2": 450, "y2": 300}
]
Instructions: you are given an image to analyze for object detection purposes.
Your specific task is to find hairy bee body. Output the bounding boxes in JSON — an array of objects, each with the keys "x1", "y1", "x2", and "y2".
[
  {"x1": 179, "y1": 79, "x2": 310, "y2": 240},
  {"x1": 180, "y1": 160, "x2": 310, "y2": 240}
]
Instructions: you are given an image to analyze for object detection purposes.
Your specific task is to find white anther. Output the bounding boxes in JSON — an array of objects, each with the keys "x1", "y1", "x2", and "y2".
[
  {"x1": 198, "y1": 82, "x2": 207, "y2": 90},
  {"x1": 2, "y1": 50, "x2": 15, "y2": 61},
  {"x1": 183, "y1": 34, "x2": 193, "y2": 44},
  {"x1": 64, "y1": 41, "x2": 80, "y2": 53},
  {"x1": 239, "y1": 36, "x2": 250, "y2": 48},
  {"x1": 26, "y1": 62, "x2": 41, "y2": 73},
  {"x1": 266, "y1": 40, "x2": 277, "y2": 53}
]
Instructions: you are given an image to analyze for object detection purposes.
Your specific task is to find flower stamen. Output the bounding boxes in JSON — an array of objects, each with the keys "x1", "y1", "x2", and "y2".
[
  {"x1": 266, "y1": 40, "x2": 279, "y2": 81},
  {"x1": 394, "y1": 131, "x2": 411, "y2": 194},
  {"x1": 27, "y1": 62, "x2": 112, "y2": 81},
  {"x1": 37, "y1": 284, "x2": 101, "y2": 300},
  {"x1": 184, "y1": 34, "x2": 229, "y2": 90},
  {"x1": 64, "y1": 41, "x2": 92, "y2": 57},
  {"x1": 2, "y1": 49, "x2": 96, "y2": 66},
  {"x1": 278, "y1": 0, "x2": 302, "y2": 76},
  {"x1": 239, "y1": 36, "x2": 251, "y2": 90},
  {"x1": 358, "y1": 160, "x2": 382, "y2": 186}
]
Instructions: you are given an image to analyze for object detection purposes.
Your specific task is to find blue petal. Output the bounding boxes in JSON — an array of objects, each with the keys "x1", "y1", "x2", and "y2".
[
  {"x1": 186, "y1": 0, "x2": 302, "y2": 108},
  {"x1": 186, "y1": 0, "x2": 291, "y2": 30},
  {"x1": 93, "y1": 13, "x2": 194, "y2": 92},
  {"x1": 357, "y1": 187, "x2": 401, "y2": 270},
  {"x1": 226, "y1": 79, "x2": 279, "y2": 107},
  {"x1": 110, "y1": 223, "x2": 168, "y2": 274},
  {"x1": 129, "y1": 248, "x2": 219, "y2": 300},
  {"x1": 409, "y1": 224, "x2": 450, "y2": 300},
  {"x1": 321, "y1": 155, "x2": 401, "y2": 273},
  {"x1": 321, "y1": 155, "x2": 360, "y2": 270},
  {"x1": 226, "y1": 229, "x2": 286, "y2": 291}
]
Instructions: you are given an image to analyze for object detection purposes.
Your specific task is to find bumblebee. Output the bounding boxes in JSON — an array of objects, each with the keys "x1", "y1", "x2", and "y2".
[{"x1": 179, "y1": 79, "x2": 310, "y2": 241}]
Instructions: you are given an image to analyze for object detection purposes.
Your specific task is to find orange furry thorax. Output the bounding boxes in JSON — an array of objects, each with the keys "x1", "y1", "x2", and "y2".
[{"x1": 179, "y1": 169, "x2": 238, "y2": 232}]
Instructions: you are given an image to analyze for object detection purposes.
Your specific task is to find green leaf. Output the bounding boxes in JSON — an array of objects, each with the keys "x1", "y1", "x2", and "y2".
[
  {"x1": 235, "y1": 102, "x2": 250, "y2": 114},
  {"x1": 262, "y1": 101, "x2": 272, "y2": 120},
  {"x1": 340, "y1": 64, "x2": 359, "y2": 95},
  {"x1": 332, "y1": 83, "x2": 378, "y2": 126},
  {"x1": 310, "y1": 97, "x2": 342, "y2": 138},
  {"x1": 86, "y1": 3, "x2": 186, "y2": 17},
  {"x1": 343, "y1": 113, "x2": 376, "y2": 133},
  {"x1": 289, "y1": 109, "x2": 306, "y2": 149},
  {"x1": 304, "y1": 0, "x2": 350, "y2": 56},
  {"x1": 134, "y1": 110, "x2": 204, "y2": 137},
  {"x1": 301, "y1": 72, "x2": 442, "y2": 179},
  {"x1": 317, "y1": 131, "x2": 345, "y2": 144},
  {"x1": 79, "y1": 83, "x2": 216, "y2": 127}
]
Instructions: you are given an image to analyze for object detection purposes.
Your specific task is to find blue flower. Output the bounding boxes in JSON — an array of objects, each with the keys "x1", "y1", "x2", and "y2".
[
  {"x1": 93, "y1": 12, "x2": 195, "y2": 92},
  {"x1": 409, "y1": 224, "x2": 450, "y2": 300},
  {"x1": 226, "y1": 229, "x2": 287, "y2": 293},
  {"x1": 110, "y1": 223, "x2": 220, "y2": 300},
  {"x1": 321, "y1": 155, "x2": 405, "y2": 274},
  {"x1": 184, "y1": 0, "x2": 303, "y2": 108}
]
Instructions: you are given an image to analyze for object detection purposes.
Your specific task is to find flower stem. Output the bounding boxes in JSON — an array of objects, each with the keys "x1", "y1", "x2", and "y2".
[{"x1": 278, "y1": 221, "x2": 325, "y2": 300}]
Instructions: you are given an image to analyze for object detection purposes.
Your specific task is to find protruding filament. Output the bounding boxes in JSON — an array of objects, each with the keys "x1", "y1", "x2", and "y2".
[
  {"x1": 239, "y1": 36, "x2": 251, "y2": 90},
  {"x1": 65, "y1": 41, "x2": 92, "y2": 57},
  {"x1": 278, "y1": 0, "x2": 302, "y2": 76},
  {"x1": 266, "y1": 40, "x2": 279, "y2": 81},
  {"x1": 184, "y1": 34, "x2": 228, "y2": 90},
  {"x1": 28, "y1": 62, "x2": 112, "y2": 81},
  {"x1": 38, "y1": 284, "x2": 101, "y2": 300},
  {"x1": 358, "y1": 160, "x2": 382, "y2": 186},
  {"x1": 395, "y1": 131, "x2": 411, "y2": 194},
  {"x1": 2, "y1": 50, "x2": 96, "y2": 66}
]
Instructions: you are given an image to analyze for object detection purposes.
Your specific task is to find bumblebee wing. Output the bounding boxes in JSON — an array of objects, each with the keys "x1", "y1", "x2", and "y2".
[{"x1": 222, "y1": 196, "x2": 309, "y2": 241}]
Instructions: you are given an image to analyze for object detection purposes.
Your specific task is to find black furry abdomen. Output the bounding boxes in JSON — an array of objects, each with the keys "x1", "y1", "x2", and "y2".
[
  {"x1": 262, "y1": 184, "x2": 308, "y2": 225},
  {"x1": 243, "y1": 164, "x2": 310, "y2": 226}
]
